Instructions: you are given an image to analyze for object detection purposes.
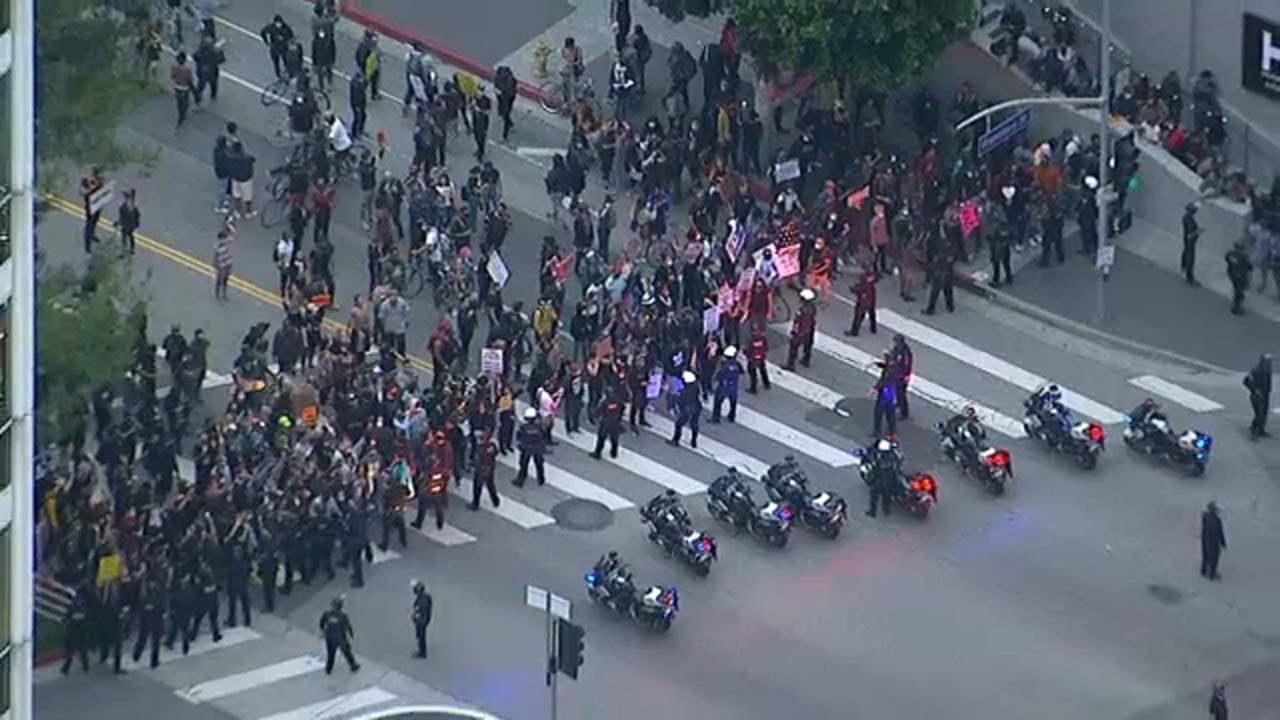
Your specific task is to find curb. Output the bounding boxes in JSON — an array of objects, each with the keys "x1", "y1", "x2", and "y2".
[
  {"x1": 337, "y1": 0, "x2": 553, "y2": 107},
  {"x1": 36, "y1": 649, "x2": 67, "y2": 668},
  {"x1": 951, "y1": 270, "x2": 1235, "y2": 376}
]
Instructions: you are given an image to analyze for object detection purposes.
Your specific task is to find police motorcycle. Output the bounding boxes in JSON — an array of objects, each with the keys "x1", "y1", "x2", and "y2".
[
  {"x1": 1022, "y1": 383, "x2": 1106, "y2": 470},
  {"x1": 1122, "y1": 399, "x2": 1212, "y2": 476},
  {"x1": 639, "y1": 491, "x2": 717, "y2": 577},
  {"x1": 761, "y1": 456, "x2": 847, "y2": 539},
  {"x1": 936, "y1": 407, "x2": 1013, "y2": 495},
  {"x1": 852, "y1": 437, "x2": 938, "y2": 520},
  {"x1": 706, "y1": 468, "x2": 793, "y2": 547},
  {"x1": 585, "y1": 552, "x2": 680, "y2": 633}
]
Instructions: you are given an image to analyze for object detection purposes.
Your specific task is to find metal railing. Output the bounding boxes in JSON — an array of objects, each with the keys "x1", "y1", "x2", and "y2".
[{"x1": 1060, "y1": 0, "x2": 1280, "y2": 186}]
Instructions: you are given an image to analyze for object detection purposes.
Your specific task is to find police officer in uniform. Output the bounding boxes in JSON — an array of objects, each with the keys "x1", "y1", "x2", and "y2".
[
  {"x1": 667, "y1": 371, "x2": 702, "y2": 448},
  {"x1": 225, "y1": 544, "x2": 252, "y2": 627},
  {"x1": 190, "y1": 563, "x2": 223, "y2": 643},
  {"x1": 60, "y1": 585, "x2": 93, "y2": 675},
  {"x1": 891, "y1": 334, "x2": 913, "y2": 420},
  {"x1": 591, "y1": 389, "x2": 625, "y2": 459},
  {"x1": 344, "y1": 497, "x2": 369, "y2": 588},
  {"x1": 97, "y1": 588, "x2": 127, "y2": 674},
  {"x1": 865, "y1": 440, "x2": 897, "y2": 518},
  {"x1": 470, "y1": 430, "x2": 501, "y2": 510},
  {"x1": 132, "y1": 575, "x2": 166, "y2": 668},
  {"x1": 319, "y1": 596, "x2": 360, "y2": 674},
  {"x1": 710, "y1": 346, "x2": 742, "y2": 423},
  {"x1": 745, "y1": 325, "x2": 771, "y2": 393},
  {"x1": 164, "y1": 571, "x2": 195, "y2": 655},
  {"x1": 783, "y1": 289, "x2": 817, "y2": 370},
  {"x1": 411, "y1": 580, "x2": 433, "y2": 658},
  {"x1": 257, "y1": 539, "x2": 280, "y2": 613},
  {"x1": 514, "y1": 407, "x2": 547, "y2": 486},
  {"x1": 872, "y1": 351, "x2": 898, "y2": 437},
  {"x1": 379, "y1": 475, "x2": 408, "y2": 551}
]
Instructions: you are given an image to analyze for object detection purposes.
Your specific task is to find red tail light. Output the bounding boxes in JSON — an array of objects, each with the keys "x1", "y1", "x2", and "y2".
[
  {"x1": 1087, "y1": 424, "x2": 1105, "y2": 442},
  {"x1": 910, "y1": 475, "x2": 937, "y2": 493},
  {"x1": 986, "y1": 450, "x2": 1011, "y2": 467}
]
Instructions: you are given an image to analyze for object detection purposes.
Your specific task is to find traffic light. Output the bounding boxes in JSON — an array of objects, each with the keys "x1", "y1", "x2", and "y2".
[{"x1": 555, "y1": 619, "x2": 586, "y2": 680}]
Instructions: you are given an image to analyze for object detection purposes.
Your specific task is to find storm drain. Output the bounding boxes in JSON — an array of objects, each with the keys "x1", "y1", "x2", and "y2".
[{"x1": 552, "y1": 499, "x2": 613, "y2": 531}]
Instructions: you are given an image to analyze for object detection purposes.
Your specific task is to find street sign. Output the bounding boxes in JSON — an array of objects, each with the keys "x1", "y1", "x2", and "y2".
[
  {"x1": 978, "y1": 108, "x2": 1031, "y2": 157},
  {"x1": 526, "y1": 585, "x2": 571, "y2": 621},
  {"x1": 1095, "y1": 244, "x2": 1115, "y2": 270}
]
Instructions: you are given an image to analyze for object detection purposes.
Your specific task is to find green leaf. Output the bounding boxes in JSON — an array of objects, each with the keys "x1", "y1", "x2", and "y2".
[
  {"x1": 730, "y1": 0, "x2": 974, "y2": 89},
  {"x1": 36, "y1": 0, "x2": 159, "y2": 178},
  {"x1": 37, "y1": 248, "x2": 149, "y2": 444}
]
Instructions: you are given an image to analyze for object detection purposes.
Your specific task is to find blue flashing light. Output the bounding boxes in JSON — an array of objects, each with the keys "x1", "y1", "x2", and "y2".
[
  {"x1": 585, "y1": 571, "x2": 599, "y2": 585},
  {"x1": 776, "y1": 505, "x2": 794, "y2": 522}
]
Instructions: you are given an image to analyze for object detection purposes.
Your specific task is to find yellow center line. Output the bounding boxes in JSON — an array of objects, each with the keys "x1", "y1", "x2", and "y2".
[{"x1": 45, "y1": 194, "x2": 436, "y2": 374}]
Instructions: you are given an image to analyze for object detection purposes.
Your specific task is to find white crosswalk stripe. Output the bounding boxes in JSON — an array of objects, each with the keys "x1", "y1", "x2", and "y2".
[
  {"x1": 809, "y1": 331, "x2": 1027, "y2": 438},
  {"x1": 450, "y1": 469, "x2": 558, "y2": 527},
  {"x1": 876, "y1": 308, "x2": 1127, "y2": 424},
  {"x1": 642, "y1": 411, "x2": 771, "y2": 479},
  {"x1": 257, "y1": 687, "x2": 399, "y2": 720},
  {"x1": 409, "y1": 521, "x2": 478, "y2": 546},
  {"x1": 702, "y1": 395, "x2": 855, "y2": 468},
  {"x1": 1128, "y1": 375, "x2": 1224, "y2": 412},
  {"x1": 177, "y1": 656, "x2": 325, "y2": 703},
  {"x1": 494, "y1": 452, "x2": 634, "y2": 510}
]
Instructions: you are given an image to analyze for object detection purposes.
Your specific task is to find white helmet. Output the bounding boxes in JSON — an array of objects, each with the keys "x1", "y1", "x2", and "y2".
[
  {"x1": 799, "y1": 288, "x2": 816, "y2": 302},
  {"x1": 723, "y1": 346, "x2": 738, "y2": 359},
  {"x1": 681, "y1": 370, "x2": 697, "y2": 384},
  {"x1": 876, "y1": 439, "x2": 892, "y2": 452},
  {"x1": 522, "y1": 408, "x2": 538, "y2": 421}
]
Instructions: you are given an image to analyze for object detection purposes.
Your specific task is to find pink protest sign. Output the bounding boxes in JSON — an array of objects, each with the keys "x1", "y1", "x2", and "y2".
[{"x1": 958, "y1": 201, "x2": 981, "y2": 237}]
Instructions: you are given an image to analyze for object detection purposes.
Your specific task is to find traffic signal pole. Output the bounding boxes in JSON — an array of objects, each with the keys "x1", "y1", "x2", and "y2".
[{"x1": 543, "y1": 593, "x2": 558, "y2": 720}]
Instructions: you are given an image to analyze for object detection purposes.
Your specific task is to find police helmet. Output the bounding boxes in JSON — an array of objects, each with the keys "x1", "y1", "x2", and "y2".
[
  {"x1": 607, "y1": 550, "x2": 619, "y2": 560},
  {"x1": 682, "y1": 370, "x2": 697, "y2": 384},
  {"x1": 964, "y1": 406, "x2": 977, "y2": 419},
  {"x1": 876, "y1": 439, "x2": 892, "y2": 452},
  {"x1": 664, "y1": 489, "x2": 677, "y2": 499},
  {"x1": 723, "y1": 346, "x2": 738, "y2": 359},
  {"x1": 331, "y1": 595, "x2": 344, "y2": 609},
  {"x1": 523, "y1": 407, "x2": 538, "y2": 421},
  {"x1": 799, "y1": 288, "x2": 816, "y2": 302}
]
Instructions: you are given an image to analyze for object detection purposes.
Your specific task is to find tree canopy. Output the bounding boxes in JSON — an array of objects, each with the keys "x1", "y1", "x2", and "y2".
[
  {"x1": 36, "y1": 0, "x2": 156, "y2": 178},
  {"x1": 648, "y1": 0, "x2": 973, "y2": 90},
  {"x1": 37, "y1": 249, "x2": 148, "y2": 445}
]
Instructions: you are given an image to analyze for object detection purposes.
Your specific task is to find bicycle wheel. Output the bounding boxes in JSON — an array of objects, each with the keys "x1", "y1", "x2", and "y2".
[
  {"x1": 268, "y1": 173, "x2": 289, "y2": 201},
  {"x1": 769, "y1": 293, "x2": 793, "y2": 325},
  {"x1": 260, "y1": 199, "x2": 285, "y2": 229},
  {"x1": 403, "y1": 269, "x2": 427, "y2": 300},
  {"x1": 314, "y1": 88, "x2": 332, "y2": 111},
  {"x1": 267, "y1": 117, "x2": 293, "y2": 148},
  {"x1": 538, "y1": 79, "x2": 564, "y2": 114},
  {"x1": 260, "y1": 79, "x2": 287, "y2": 107}
]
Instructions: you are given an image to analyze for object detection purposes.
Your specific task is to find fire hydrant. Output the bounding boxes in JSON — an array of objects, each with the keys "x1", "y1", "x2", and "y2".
[{"x1": 532, "y1": 41, "x2": 553, "y2": 80}]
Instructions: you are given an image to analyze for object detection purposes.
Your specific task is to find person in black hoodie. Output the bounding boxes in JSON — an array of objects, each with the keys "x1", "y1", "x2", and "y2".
[
  {"x1": 193, "y1": 33, "x2": 225, "y2": 104},
  {"x1": 1244, "y1": 353, "x2": 1272, "y2": 439},
  {"x1": 312, "y1": 27, "x2": 336, "y2": 92}
]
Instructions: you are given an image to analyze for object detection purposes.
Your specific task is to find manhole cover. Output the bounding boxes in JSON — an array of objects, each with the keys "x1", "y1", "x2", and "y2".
[
  {"x1": 1147, "y1": 584, "x2": 1185, "y2": 605},
  {"x1": 552, "y1": 499, "x2": 613, "y2": 531}
]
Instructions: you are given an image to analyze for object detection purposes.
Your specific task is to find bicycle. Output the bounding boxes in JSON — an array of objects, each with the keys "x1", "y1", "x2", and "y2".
[
  {"x1": 539, "y1": 74, "x2": 600, "y2": 117},
  {"x1": 260, "y1": 76, "x2": 331, "y2": 110}
]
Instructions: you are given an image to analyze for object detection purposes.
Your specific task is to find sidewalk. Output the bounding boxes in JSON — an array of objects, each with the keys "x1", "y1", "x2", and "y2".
[
  {"x1": 35, "y1": 606, "x2": 495, "y2": 720},
  {"x1": 962, "y1": 215, "x2": 1280, "y2": 371}
]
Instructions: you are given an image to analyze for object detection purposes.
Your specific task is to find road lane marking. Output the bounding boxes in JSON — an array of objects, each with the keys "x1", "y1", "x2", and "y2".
[
  {"x1": 640, "y1": 411, "x2": 771, "y2": 479},
  {"x1": 875, "y1": 308, "x2": 1127, "y2": 424},
  {"x1": 701, "y1": 393, "x2": 854, "y2": 468},
  {"x1": 810, "y1": 330, "x2": 1027, "y2": 439},
  {"x1": 177, "y1": 655, "x2": 324, "y2": 704},
  {"x1": 544, "y1": 418, "x2": 709, "y2": 495},
  {"x1": 448, "y1": 471, "x2": 558, "y2": 527},
  {"x1": 258, "y1": 687, "x2": 399, "y2": 720},
  {"x1": 493, "y1": 453, "x2": 633, "y2": 510},
  {"x1": 409, "y1": 521, "x2": 478, "y2": 546},
  {"x1": 1128, "y1": 375, "x2": 1224, "y2": 412}
]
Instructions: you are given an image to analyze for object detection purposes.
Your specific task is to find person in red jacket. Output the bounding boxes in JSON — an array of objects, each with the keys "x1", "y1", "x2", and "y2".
[
  {"x1": 845, "y1": 267, "x2": 878, "y2": 336},
  {"x1": 746, "y1": 324, "x2": 770, "y2": 393},
  {"x1": 783, "y1": 288, "x2": 817, "y2": 370},
  {"x1": 412, "y1": 431, "x2": 453, "y2": 530}
]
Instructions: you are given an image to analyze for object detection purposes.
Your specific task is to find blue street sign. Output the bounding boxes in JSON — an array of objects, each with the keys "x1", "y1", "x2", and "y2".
[{"x1": 977, "y1": 108, "x2": 1031, "y2": 157}]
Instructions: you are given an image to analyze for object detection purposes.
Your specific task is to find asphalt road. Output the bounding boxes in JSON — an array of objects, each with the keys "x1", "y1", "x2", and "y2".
[{"x1": 34, "y1": 3, "x2": 1280, "y2": 719}]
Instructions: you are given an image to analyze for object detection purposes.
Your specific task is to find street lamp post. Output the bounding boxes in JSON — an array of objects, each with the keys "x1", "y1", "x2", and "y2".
[{"x1": 1094, "y1": 0, "x2": 1115, "y2": 324}]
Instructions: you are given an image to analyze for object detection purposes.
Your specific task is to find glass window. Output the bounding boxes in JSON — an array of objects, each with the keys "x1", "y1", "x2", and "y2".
[
  {"x1": 0, "y1": 306, "x2": 8, "y2": 423},
  {"x1": 0, "y1": 528, "x2": 9, "y2": 716}
]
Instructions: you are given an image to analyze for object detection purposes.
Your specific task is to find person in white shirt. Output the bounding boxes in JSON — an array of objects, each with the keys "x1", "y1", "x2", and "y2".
[{"x1": 326, "y1": 112, "x2": 353, "y2": 155}]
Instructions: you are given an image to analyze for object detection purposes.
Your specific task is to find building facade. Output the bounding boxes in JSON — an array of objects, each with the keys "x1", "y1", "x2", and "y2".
[{"x1": 2, "y1": 0, "x2": 38, "y2": 717}]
